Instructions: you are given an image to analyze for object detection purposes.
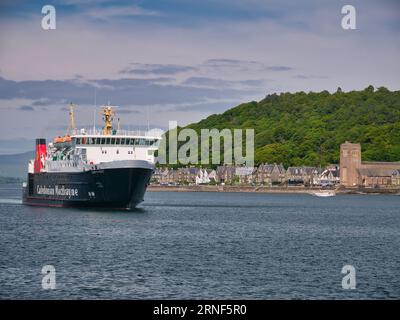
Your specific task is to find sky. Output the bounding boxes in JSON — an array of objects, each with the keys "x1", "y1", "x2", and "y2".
[{"x1": 0, "y1": 0, "x2": 399, "y2": 153}]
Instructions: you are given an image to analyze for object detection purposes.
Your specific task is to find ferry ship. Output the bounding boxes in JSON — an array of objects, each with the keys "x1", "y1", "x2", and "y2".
[{"x1": 22, "y1": 104, "x2": 161, "y2": 209}]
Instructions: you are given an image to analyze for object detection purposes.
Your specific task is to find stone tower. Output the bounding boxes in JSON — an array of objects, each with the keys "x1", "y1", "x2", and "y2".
[{"x1": 340, "y1": 142, "x2": 361, "y2": 187}]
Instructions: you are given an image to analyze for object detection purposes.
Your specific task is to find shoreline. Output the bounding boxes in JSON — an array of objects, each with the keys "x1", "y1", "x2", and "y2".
[{"x1": 148, "y1": 185, "x2": 400, "y2": 195}]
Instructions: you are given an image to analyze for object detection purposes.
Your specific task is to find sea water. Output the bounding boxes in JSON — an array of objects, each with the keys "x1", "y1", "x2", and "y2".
[{"x1": 0, "y1": 183, "x2": 399, "y2": 299}]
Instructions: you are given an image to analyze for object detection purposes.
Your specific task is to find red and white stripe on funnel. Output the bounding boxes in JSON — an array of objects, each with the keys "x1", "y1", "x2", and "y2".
[{"x1": 34, "y1": 138, "x2": 46, "y2": 173}]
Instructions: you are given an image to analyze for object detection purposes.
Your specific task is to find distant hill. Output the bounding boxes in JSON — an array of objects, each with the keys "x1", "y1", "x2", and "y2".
[
  {"x1": 0, "y1": 138, "x2": 33, "y2": 154},
  {"x1": 180, "y1": 86, "x2": 400, "y2": 167},
  {"x1": 0, "y1": 151, "x2": 34, "y2": 178}
]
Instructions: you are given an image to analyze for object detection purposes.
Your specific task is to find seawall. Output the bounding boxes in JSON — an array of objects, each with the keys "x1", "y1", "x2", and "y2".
[{"x1": 148, "y1": 184, "x2": 400, "y2": 195}]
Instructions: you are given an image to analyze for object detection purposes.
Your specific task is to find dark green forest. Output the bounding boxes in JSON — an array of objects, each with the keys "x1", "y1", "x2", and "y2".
[{"x1": 177, "y1": 86, "x2": 400, "y2": 168}]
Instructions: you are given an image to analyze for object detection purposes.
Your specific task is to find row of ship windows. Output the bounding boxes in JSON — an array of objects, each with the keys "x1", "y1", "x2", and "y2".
[
  {"x1": 49, "y1": 161, "x2": 79, "y2": 167},
  {"x1": 100, "y1": 150, "x2": 134, "y2": 154},
  {"x1": 74, "y1": 137, "x2": 157, "y2": 146}
]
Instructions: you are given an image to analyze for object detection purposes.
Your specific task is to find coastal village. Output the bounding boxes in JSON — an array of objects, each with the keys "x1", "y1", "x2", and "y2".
[{"x1": 151, "y1": 142, "x2": 400, "y2": 190}]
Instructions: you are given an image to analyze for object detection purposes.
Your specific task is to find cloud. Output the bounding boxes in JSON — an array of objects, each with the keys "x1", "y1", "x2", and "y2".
[
  {"x1": 0, "y1": 76, "x2": 262, "y2": 108},
  {"x1": 0, "y1": 0, "x2": 399, "y2": 148},
  {"x1": 85, "y1": 5, "x2": 160, "y2": 20},
  {"x1": 201, "y1": 59, "x2": 293, "y2": 74},
  {"x1": 202, "y1": 59, "x2": 264, "y2": 72},
  {"x1": 204, "y1": 59, "x2": 258, "y2": 66},
  {"x1": 265, "y1": 66, "x2": 293, "y2": 72},
  {"x1": 160, "y1": 100, "x2": 243, "y2": 113},
  {"x1": 32, "y1": 99, "x2": 52, "y2": 106},
  {"x1": 118, "y1": 60, "x2": 290, "y2": 82},
  {"x1": 294, "y1": 74, "x2": 329, "y2": 80},
  {"x1": 183, "y1": 77, "x2": 265, "y2": 89},
  {"x1": 120, "y1": 63, "x2": 196, "y2": 75},
  {"x1": 116, "y1": 108, "x2": 141, "y2": 114},
  {"x1": 17, "y1": 105, "x2": 34, "y2": 111}
]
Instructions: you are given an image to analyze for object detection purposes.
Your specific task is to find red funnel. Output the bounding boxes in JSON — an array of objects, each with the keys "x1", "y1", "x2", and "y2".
[{"x1": 34, "y1": 138, "x2": 46, "y2": 173}]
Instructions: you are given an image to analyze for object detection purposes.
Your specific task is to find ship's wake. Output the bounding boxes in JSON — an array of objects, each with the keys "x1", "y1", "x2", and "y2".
[{"x1": 0, "y1": 198, "x2": 22, "y2": 204}]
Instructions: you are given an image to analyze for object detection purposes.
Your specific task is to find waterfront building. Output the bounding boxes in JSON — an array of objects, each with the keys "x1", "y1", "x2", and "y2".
[
  {"x1": 357, "y1": 168, "x2": 394, "y2": 187},
  {"x1": 195, "y1": 169, "x2": 210, "y2": 185},
  {"x1": 156, "y1": 167, "x2": 179, "y2": 185},
  {"x1": 177, "y1": 167, "x2": 199, "y2": 184},
  {"x1": 316, "y1": 166, "x2": 340, "y2": 187},
  {"x1": 207, "y1": 169, "x2": 217, "y2": 183},
  {"x1": 286, "y1": 167, "x2": 321, "y2": 186},
  {"x1": 216, "y1": 166, "x2": 236, "y2": 184},
  {"x1": 235, "y1": 166, "x2": 255, "y2": 184},
  {"x1": 151, "y1": 168, "x2": 162, "y2": 183},
  {"x1": 392, "y1": 169, "x2": 400, "y2": 186},
  {"x1": 255, "y1": 163, "x2": 286, "y2": 186},
  {"x1": 340, "y1": 142, "x2": 400, "y2": 187}
]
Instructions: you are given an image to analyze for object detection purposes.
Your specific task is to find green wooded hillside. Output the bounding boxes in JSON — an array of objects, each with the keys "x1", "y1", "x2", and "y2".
[{"x1": 184, "y1": 86, "x2": 400, "y2": 167}]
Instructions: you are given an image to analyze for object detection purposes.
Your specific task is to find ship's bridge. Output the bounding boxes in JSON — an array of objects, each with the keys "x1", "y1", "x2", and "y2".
[
  {"x1": 46, "y1": 104, "x2": 163, "y2": 167},
  {"x1": 71, "y1": 128, "x2": 162, "y2": 164}
]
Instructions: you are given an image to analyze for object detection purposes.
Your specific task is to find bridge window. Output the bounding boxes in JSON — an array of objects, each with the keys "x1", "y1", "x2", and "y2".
[
  {"x1": 121, "y1": 138, "x2": 126, "y2": 145},
  {"x1": 111, "y1": 138, "x2": 115, "y2": 144},
  {"x1": 106, "y1": 138, "x2": 111, "y2": 144},
  {"x1": 101, "y1": 138, "x2": 106, "y2": 144},
  {"x1": 116, "y1": 138, "x2": 121, "y2": 145},
  {"x1": 96, "y1": 138, "x2": 101, "y2": 144}
]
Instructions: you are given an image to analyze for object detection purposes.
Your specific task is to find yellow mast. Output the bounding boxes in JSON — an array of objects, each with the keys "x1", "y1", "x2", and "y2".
[
  {"x1": 102, "y1": 106, "x2": 114, "y2": 135},
  {"x1": 68, "y1": 103, "x2": 76, "y2": 134}
]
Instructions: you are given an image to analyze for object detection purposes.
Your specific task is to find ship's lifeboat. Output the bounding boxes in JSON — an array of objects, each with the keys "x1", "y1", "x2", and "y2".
[
  {"x1": 53, "y1": 135, "x2": 72, "y2": 149},
  {"x1": 54, "y1": 136, "x2": 63, "y2": 143}
]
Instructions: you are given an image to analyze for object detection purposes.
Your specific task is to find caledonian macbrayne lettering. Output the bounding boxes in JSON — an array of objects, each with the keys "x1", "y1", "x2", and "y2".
[
  {"x1": 37, "y1": 185, "x2": 79, "y2": 197},
  {"x1": 23, "y1": 105, "x2": 159, "y2": 209}
]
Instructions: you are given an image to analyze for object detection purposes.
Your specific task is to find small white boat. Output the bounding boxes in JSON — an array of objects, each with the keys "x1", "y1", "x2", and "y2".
[{"x1": 312, "y1": 190, "x2": 336, "y2": 197}]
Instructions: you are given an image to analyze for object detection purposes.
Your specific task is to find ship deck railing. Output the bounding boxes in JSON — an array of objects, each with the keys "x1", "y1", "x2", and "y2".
[{"x1": 71, "y1": 128, "x2": 162, "y2": 138}]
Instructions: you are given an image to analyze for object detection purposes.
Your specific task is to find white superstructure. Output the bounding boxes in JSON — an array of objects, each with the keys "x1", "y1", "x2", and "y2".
[
  {"x1": 29, "y1": 104, "x2": 162, "y2": 173},
  {"x1": 72, "y1": 129, "x2": 160, "y2": 164}
]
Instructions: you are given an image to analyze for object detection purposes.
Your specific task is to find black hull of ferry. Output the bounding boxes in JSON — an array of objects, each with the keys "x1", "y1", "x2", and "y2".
[{"x1": 22, "y1": 167, "x2": 153, "y2": 210}]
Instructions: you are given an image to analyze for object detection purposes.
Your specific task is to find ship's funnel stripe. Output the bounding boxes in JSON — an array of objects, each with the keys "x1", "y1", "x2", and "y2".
[{"x1": 34, "y1": 138, "x2": 47, "y2": 173}]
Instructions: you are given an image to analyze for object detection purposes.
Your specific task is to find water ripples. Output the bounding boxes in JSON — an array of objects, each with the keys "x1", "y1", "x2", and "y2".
[{"x1": 0, "y1": 189, "x2": 399, "y2": 299}]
